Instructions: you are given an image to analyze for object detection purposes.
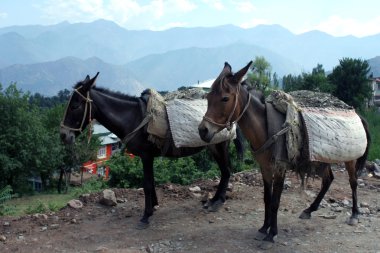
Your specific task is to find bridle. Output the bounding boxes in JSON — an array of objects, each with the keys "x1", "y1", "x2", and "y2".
[
  {"x1": 60, "y1": 86, "x2": 93, "y2": 134},
  {"x1": 203, "y1": 78, "x2": 251, "y2": 131}
]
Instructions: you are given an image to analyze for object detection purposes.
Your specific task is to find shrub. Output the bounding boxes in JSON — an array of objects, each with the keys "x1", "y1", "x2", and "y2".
[{"x1": 360, "y1": 108, "x2": 380, "y2": 161}]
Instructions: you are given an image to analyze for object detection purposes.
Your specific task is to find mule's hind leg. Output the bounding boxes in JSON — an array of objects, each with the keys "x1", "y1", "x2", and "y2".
[
  {"x1": 299, "y1": 163, "x2": 333, "y2": 219},
  {"x1": 206, "y1": 142, "x2": 231, "y2": 212},
  {"x1": 346, "y1": 161, "x2": 360, "y2": 225}
]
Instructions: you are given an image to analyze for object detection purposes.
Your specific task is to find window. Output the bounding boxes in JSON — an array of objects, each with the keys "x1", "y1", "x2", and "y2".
[{"x1": 97, "y1": 146, "x2": 106, "y2": 158}]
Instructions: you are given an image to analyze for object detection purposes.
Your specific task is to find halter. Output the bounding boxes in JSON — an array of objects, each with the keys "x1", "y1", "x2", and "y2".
[
  {"x1": 60, "y1": 86, "x2": 93, "y2": 134},
  {"x1": 203, "y1": 79, "x2": 251, "y2": 131}
]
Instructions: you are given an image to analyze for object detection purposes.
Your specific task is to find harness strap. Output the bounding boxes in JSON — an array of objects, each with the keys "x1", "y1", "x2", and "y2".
[
  {"x1": 60, "y1": 87, "x2": 93, "y2": 133},
  {"x1": 252, "y1": 124, "x2": 290, "y2": 156},
  {"x1": 203, "y1": 91, "x2": 252, "y2": 130},
  {"x1": 122, "y1": 114, "x2": 152, "y2": 144}
]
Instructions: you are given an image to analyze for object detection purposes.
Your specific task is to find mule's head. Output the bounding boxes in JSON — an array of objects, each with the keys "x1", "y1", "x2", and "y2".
[
  {"x1": 60, "y1": 72, "x2": 99, "y2": 144},
  {"x1": 198, "y1": 61, "x2": 252, "y2": 142}
]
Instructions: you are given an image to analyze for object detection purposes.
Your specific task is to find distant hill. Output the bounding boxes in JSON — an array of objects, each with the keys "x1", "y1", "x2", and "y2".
[
  {"x1": 125, "y1": 43, "x2": 300, "y2": 91},
  {"x1": 0, "y1": 57, "x2": 144, "y2": 96},
  {"x1": 1, "y1": 19, "x2": 380, "y2": 70},
  {"x1": 368, "y1": 56, "x2": 380, "y2": 77},
  {"x1": 1, "y1": 19, "x2": 380, "y2": 95}
]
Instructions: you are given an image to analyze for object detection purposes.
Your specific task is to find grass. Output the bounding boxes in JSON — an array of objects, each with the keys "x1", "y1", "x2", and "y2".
[
  {"x1": 2, "y1": 193, "x2": 75, "y2": 216},
  {"x1": 1, "y1": 177, "x2": 108, "y2": 217}
]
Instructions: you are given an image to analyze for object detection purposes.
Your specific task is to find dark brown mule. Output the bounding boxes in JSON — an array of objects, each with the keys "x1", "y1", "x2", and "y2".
[
  {"x1": 198, "y1": 62, "x2": 371, "y2": 249},
  {"x1": 60, "y1": 73, "x2": 243, "y2": 229}
]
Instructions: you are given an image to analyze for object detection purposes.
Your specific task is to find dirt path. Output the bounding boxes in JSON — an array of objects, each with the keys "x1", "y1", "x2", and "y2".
[{"x1": 1, "y1": 169, "x2": 380, "y2": 253}]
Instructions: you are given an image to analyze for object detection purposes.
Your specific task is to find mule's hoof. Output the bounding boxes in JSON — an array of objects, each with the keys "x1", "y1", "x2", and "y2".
[
  {"x1": 299, "y1": 211, "x2": 311, "y2": 219},
  {"x1": 208, "y1": 199, "x2": 224, "y2": 212},
  {"x1": 136, "y1": 221, "x2": 150, "y2": 230},
  {"x1": 347, "y1": 217, "x2": 359, "y2": 226},
  {"x1": 254, "y1": 231, "x2": 267, "y2": 241},
  {"x1": 259, "y1": 240, "x2": 274, "y2": 250}
]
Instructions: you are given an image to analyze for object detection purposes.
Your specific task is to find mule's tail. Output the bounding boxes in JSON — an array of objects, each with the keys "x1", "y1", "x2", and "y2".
[{"x1": 356, "y1": 115, "x2": 371, "y2": 176}]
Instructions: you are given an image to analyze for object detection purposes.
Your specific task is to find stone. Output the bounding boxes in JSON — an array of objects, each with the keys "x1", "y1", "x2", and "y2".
[
  {"x1": 192, "y1": 193, "x2": 202, "y2": 198},
  {"x1": 50, "y1": 224, "x2": 60, "y2": 229},
  {"x1": 359, "y1": 207, "x2": 371, "y2": 215},
  {"x1": 3, "y1": 221, "x2": 10, "y2": 227},
  {"x1": 332, "y1": 206, "x2": 344, "y2": 212},
  {"x1": 80, "y1": 193, "x2": 91, "y2": 203},
  {"x1": 189, "y1": 186, "x2": 201, "y2": 193},
  {"x1": 0, "y1": 235, "x2": 6, "y2": 242},
  {"x1": 284, "y1": 180, "x2": 292, "y2": 189},
  {"x1": 318, "y1": 213, "x2": 337, "y2": 219},
  {"x1": 201, "y1": 192, "x2": 212, "y2": 203},
  {"x1": 360, "y1": 202, "x2": 370, "y2": 208},
  {"x1": 32, "y1": 214, "x2": 48, "y2": 220},
  {"x1": 342, "y1": 199, "x2": 350, "y2": 207},
  {"x1": 41, "y1": 226, "x2": 48, "y2": 232},
  {"x1": 99, "y1": 189, "x2": 117, "y2": 206},
  {"x1": 68, "y1": 199, "x2": 84, "y2": 209},
  {"x1": 95, "y1": 246, "x2": 110, "y2": 253},
  {"x1": 116, "y1": 198, "x2": 126, "y2": 203}
]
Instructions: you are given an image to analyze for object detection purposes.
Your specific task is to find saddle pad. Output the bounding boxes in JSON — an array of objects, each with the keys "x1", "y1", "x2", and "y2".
[
  {"x1": 301, "y1": 107, "x2": 367, "y2": 163},
  {"x1": 146, "y1": 89, "x2": 168, "y2": 139},
  {"x1": 166, "y1": 99, "x2": 236, "y2": 148}
]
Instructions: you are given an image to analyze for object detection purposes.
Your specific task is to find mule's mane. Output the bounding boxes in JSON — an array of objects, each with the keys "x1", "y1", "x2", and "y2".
[
  {"x1": 73, "y1": 79, "x2": 140, "y2": 102},
  {"x1": 92, "y1": 86, "x2": 140, "y2": 102}
]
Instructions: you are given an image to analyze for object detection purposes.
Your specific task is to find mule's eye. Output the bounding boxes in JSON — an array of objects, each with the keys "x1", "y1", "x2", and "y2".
[
  {"x1": 71, "y1": 103, "x2": 80, "y2": 110},
  {"x1": 221, "y1": 96, "x2": 229, "y2": 102}
]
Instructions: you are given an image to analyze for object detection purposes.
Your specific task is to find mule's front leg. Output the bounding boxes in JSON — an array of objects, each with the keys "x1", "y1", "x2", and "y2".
[
  {"x1": 137, "y1": 156, "x2": 156, "y2": 229},
  {"x1": 260, "y1": 168, "x2": 285, "y2": 250},
  {"x1": 206, "y1": 143, "x2": 231, "y2": 212},
  {"x1": 255, "y1": 168, "x2": 273, "y2": 241}
]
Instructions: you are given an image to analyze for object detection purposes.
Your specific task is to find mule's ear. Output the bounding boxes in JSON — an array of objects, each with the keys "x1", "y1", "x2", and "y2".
[
  {"x1": 232, "y1": 61, "x2": 252, "y2": 84},
  {"x1": 216, "y1": 62, "x2": 232, "y2": 80},
  {"x1": 223, "y1": 62, "x2": 232, "y2": 73},
  {"x1": 82, "y1": 72, "x2": 99, "y2": 91},
  {"x1": 90, "y1": 72, "x2": 100, "y2": 87}
]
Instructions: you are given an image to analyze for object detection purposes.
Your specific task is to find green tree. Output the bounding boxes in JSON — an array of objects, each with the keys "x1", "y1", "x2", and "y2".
[
  {"x1": 0, "y1": 83, "x2": 99, "y2": 193},
  {"x1": 328, "y1": 58, "x2": 372, "y2": 109},
  {"x1": 247, "y1": 56, "x2": 272, "y2": 92},
  {"x1": 282, "y1": 64, "x2": 332, "y2": 93}
]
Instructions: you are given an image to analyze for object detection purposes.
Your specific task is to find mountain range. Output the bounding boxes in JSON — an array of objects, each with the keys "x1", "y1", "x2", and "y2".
[{"x1": 0, "y1": 19, "x2": 380, "y2": 95}]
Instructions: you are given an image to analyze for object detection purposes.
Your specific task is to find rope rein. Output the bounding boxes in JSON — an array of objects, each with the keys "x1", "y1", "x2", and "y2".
[{"x1": 60, "y1": 86, "x2": 93, "y2": 133}]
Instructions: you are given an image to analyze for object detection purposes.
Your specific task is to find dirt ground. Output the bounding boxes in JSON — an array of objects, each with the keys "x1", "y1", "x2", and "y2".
[{"x1": 1, "y1": 168, "x2": 380, "y2": 253}]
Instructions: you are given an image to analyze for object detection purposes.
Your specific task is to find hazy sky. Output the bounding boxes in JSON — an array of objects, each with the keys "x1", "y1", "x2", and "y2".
[{"x1": 1, "y1": 0, "x2": 380, "y2": 37}]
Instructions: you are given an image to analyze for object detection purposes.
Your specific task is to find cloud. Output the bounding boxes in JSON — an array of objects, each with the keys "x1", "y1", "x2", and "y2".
[
  {"x1": 313, "y1": 15, "x2": 380, "y2": 37},
  {"x1": 202, "y1": 0, "x2": 224, "y2": 11},
  {"x1": 234, "y1": 1, "x2": 256, "y2": 13},
  {"x1": 39, "y1": 0, "x2": 197, "y2": 27},
  {"x1": 0, "y1": 12, "x2": 8, "y2": 19},
  {"x1": 41, "y1": 0, "x2": 108, "y2": 23}
]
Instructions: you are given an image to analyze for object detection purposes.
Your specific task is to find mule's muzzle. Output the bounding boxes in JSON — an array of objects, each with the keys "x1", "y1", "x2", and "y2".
[
  {"x1": 60, "y1": 127, "x2": 75, "y2": 145},
  {"x1": 198, "y1": 122, "x2": 215, "y2": 143}
]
